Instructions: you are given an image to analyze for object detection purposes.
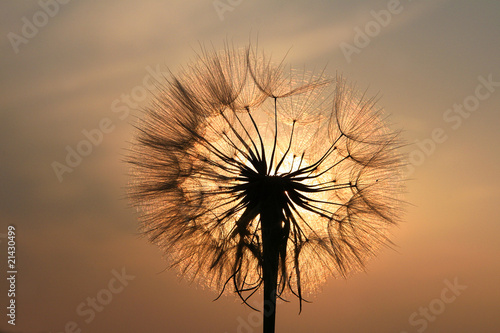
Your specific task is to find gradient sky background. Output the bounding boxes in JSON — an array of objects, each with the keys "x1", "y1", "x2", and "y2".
[{"x1": 1, "y1": 0, "x2": 499, "y2": 332}]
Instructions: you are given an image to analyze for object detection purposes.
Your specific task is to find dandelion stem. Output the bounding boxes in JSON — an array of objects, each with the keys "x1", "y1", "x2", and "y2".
[
  {"x1": 129, "y1": 44, "x2": 405, "y2": 333},
  {"x1": 259, "y1": 176, "x2": 288, "y2": 333},
  {"x1": 261, "y1": 203, "x2": 281, "y2": 333}
]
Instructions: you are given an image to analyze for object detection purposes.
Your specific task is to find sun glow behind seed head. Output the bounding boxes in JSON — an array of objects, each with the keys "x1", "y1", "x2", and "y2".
[{"x1": 128, "y1": 44, "x2": 405, "y2": 305}]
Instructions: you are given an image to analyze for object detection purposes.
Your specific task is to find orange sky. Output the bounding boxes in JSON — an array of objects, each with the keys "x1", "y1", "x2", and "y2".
[{"x1": 1, "y1": 0, "x2": 499, "y2": 332}]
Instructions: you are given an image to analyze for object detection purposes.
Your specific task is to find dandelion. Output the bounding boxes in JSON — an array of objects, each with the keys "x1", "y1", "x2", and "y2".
[{"x1": 127, "y1": 43, "x2": 405, "y2": 333}]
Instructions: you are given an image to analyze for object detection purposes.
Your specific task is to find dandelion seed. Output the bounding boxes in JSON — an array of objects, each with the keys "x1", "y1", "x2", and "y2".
[{"x1": 127, "y1": 43, "x2": 405, "y2": 333}]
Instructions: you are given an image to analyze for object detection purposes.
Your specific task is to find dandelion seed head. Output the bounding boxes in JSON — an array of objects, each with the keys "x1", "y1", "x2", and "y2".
[{"x1": 128, "y1": 43, "x2": 405, "y2": 304}]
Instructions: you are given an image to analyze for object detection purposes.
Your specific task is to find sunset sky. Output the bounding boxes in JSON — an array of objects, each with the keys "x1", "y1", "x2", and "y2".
[{"x1": 1, "y1": 0, "x2": 499, "y2": 332}]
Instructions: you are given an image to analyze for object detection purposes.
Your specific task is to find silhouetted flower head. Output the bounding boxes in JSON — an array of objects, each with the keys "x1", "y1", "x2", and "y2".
[{"x1": 128, "y1": 44, "x2": 405, "y2": 307}]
